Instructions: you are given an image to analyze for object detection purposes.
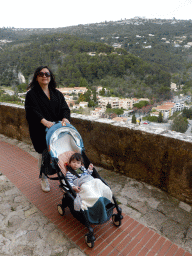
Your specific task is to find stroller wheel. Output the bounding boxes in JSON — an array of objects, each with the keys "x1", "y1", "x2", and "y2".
[
  {"x1": 85, "y1": 234, "x2": 95, "y2": 248},
  {"x1": 57, "y1": 204, "x2": 65, "y2": 216},
  {"x1": 112, "y1": 214, "x2": 122, "y2": 227}
]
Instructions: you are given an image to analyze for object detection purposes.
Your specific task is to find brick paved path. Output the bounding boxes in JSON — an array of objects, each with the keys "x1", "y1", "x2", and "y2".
[{"x1": 0, "y1": 140, "x2": 191, "y2": 256}]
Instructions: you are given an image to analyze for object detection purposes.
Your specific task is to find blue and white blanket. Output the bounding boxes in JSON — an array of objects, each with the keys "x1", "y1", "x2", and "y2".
[{"x1": 74, "y1": 176, "x2": 113, "y2": 224}]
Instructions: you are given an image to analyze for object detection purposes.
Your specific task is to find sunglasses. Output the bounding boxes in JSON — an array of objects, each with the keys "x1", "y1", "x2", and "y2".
[{"x1": 38, "y1": 71, "x2": 51, "y2": 77}]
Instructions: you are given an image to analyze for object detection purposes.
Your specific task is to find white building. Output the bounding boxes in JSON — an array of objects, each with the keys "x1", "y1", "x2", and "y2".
[
  {"x1": 91, "y1": 107, "x2": 105, "y2": 118},
  {"x1": 97, "y1": 96, "x2": 146, "y2": 110},
  {"x1": 170, "y1": 82, "x2": 177, "y2": 91},
  {"x1": 58, "y1": 87, "x2": 88, "y2": 95},
  {"x1": 79, "y1": 102, "x2": 88, "y2": 108},
  {"x1": 154, "y1": 102, "x2": 175, "y2": 120},
  {"x1": 174, "y1": 102, "x2": 185, "y2": 112},
  {"x1": 98, "y1": 96, "x2": 120, "y2": 109}
]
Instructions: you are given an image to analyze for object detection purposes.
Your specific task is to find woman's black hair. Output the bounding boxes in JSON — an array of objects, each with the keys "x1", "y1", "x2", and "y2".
[
  {"x1": 28, "y1": 66, "x2": 57, "y2": 90},
  {"x1": 69, "y1": 153, "x2": 83, "y2": 164}
]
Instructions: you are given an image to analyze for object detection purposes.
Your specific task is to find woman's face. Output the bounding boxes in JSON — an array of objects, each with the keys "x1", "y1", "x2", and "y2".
[
  {"x1": 70, "y1": 159, "x2": 81, "y2": 170},
  {"x1": 36, "y1": 68, "x2": 51, "y2": 87}
]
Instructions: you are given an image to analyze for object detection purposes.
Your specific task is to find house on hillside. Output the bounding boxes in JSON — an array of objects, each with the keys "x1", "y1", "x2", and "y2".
[
  {"x1": 58, "y1": 88, "x2": 73, "y2": 94},
  {"x1": 174, "y1": 102, "x2": 185, "y2": 112},
  {"x1": 112, "y1": 43, "x2": 122, "y2": 48},
  {"x1": 79, "y1": 102, "x2": 88, "y2": 108},
  {"x1": 170, "y1": 82, "x2": 177, "y2": 91},
  {"x1": 58, "y1": 87, "x2": 88, "y2": 95},
  {"x1": 64, "y1": 95, "x2": 73, "y2": 101},
  {"x1": 72, "y1": 101, "x2": 88, "y2": 110},
  {"x1": 153, "y1": 102, "x2": 175, "y2": 120},
  {"x1": 88, "y1": 52, "x2": 96, "y2": 56},
  {"x1": 73, "y1": 87, "x2": 87, "y2": 94},
  {"x1": 91, "y1": 107, "x2": 105, "y2": 118}
]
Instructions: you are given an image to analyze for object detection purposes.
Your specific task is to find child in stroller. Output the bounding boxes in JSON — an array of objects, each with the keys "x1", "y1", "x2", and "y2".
[
  {"x1": 65, "y1": 152, "x2": 94, "y2": 193},
  {"x1": 43, "y1": 122, "x2": 123, "y2": 248},
  {"x1": 65, "y1": 153, "x2": 113, "y2": 213}
]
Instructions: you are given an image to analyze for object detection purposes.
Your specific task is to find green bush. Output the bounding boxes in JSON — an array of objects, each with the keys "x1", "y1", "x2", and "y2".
[
  {"x1": 171, "y1": 115, "x2": 189, "y2": 133},
  {"x1": 0, "y1": 94, "x2": 21, "y2": 103},
  {"x1": 143, "y1": 115, "x2": 158, "y2": 122},
  {"x1": 106, "y1": 108, "x2": 124, "y2": 115}
]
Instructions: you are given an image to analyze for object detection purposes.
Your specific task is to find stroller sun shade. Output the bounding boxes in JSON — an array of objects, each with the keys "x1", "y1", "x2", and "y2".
[{"x1": 46, "y1": 123, "x2": 84, "y2": 158}]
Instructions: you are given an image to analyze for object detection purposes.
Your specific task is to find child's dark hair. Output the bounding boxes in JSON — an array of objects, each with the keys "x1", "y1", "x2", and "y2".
[{"x1": 69, "y1": 153, "x2": 83, "y2": 164}]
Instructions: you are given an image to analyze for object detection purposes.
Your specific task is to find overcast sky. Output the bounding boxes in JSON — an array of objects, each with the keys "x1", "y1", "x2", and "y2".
[{"x1": 1, "y1": 0, "x2": 192, "y2": 29}]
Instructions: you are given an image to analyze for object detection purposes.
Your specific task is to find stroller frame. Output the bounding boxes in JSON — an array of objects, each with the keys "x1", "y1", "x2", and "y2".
[{"x1": 43, "y1": 123, "x2": 123, "y2": 248}]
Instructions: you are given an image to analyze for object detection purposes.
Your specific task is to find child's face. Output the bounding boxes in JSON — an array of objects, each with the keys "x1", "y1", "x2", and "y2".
[{"x1": 70, "y1": 159, "x2": 81, "y2": 170}]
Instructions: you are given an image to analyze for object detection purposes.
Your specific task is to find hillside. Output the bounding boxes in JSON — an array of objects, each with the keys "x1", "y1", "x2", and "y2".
[
  {"x1": 0, "y1": 30, "x2": 172, "y2": 101},
  {"x1": 1, "y1": 18, "x2": 192, "y2": 73},
  {"x1": 60, "y1": 18, "x2": 192, "y2": 74},
  {"x1": 3, "y1": 17, "x2": 192, "y2": 100}
]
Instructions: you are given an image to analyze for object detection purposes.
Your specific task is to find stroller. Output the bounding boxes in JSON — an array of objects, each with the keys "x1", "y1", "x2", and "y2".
[{"x1": 41, "y1": 122, "x2": 123, "y2": 248}]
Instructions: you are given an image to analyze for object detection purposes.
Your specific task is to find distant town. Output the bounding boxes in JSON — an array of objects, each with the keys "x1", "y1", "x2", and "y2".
[{"x1": 56, "y1": 83, "x2": 191, "y2": 124}]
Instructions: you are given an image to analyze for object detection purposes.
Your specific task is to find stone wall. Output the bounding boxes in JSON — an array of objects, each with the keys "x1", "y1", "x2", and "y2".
[{"x1": 1, "y1": 103, "x2": 192, "y2": 204}]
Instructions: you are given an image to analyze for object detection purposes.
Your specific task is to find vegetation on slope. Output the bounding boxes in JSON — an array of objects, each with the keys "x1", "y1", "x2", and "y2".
[{"x1": 0, "y1": 32, "x2": 171, "y2": 101}]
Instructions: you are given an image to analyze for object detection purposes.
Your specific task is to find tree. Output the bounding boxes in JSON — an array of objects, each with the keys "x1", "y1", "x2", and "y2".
[
  {"x1": 84, "y1": 89, "x2": 92, "y2": 102},
  {"x1": 171, "y1": 115, "x2": 189, "y2": 133},
  {"x1": 182, "y1": 108, "x2": 192, "y2": 119},
  {"x1": 17, "y1": 83, "x2": 27, "y2": 93},
  {"x1": 99, "y1": 87, "x2": 105, "y2": 96},
  {"x1": 158, "y1": 111, "x2": 163, "y2": 123},
  {"x1": 106, "y1": 102, "x2": 111, "y2": 109},
  {"x1": 79, "y1": 77, "x2": 88, "y2": 87},
  {"x1": 78, "y1": 93, "x2": 85, "y2": 103},
  {"x1": 132, "y1": 114, "x2": 136, "y2": 124},
  {"x1": 133, "y1": 101, "x2": 149, "y2": 109},
  {"x1": 92, "y1": 88, "x2": 97, "y2": 104},
  {"x1": 88, "y1": 100, "x2": 96, "y2": 107}
]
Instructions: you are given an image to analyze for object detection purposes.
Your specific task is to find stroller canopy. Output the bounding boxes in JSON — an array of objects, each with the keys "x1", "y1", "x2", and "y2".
[{"x1": 46, "y1": 123, "x2": 84, "y2": 159}]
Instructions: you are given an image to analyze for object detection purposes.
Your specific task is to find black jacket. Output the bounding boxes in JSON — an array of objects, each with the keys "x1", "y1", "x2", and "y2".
[{"x1": 25, "y1": 84, "x2": 70, "y2": 153}]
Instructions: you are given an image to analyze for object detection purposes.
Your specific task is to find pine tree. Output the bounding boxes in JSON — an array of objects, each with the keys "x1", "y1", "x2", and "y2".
[
  {"x1": 158, "y1": 111, "x2": 163, "y2": 123},
  {"x1": 132, "y1": 114, "x2": 136, "y2": 124}
]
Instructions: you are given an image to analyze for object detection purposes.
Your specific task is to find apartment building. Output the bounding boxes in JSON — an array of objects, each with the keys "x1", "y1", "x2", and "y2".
[
  {"x1": 58, "y1": 87, "x2": 88, "y2": 95},
  {"x1": 98, "y1": 96, "x2": 120, "y2": 109},
  {"x1": 174, "y1": 102, "x2": 185, "y2": 112},
  {"x1": 119, "y1": 98, "x2": 134, "y2": 109},
  {"x1": 154, "y1": 102, "x2": 175, "y2": 120},
  {"x1": 97, "y1": 96, "x2": 148, "y2": 110}
]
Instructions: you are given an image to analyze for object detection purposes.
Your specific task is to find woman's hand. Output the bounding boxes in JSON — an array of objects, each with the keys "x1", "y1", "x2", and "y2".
[
  {"x1": 72, "y1": 186, "x2": 80, "y2": 193},
  {"x1": 41, "y1": 118, "x2": 54, "y2": 128},
  {"x1": 61, "y1": 118, "x2": 70, "y2": 126}
]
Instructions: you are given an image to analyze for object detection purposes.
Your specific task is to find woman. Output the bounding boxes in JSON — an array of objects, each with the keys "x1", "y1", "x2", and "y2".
[{"x1": 25, "y1": 66, "x2": 70, "y2": 192}]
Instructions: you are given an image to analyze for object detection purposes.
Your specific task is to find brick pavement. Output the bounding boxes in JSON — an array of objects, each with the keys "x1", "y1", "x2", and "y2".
[{"x1": 0, "y1": 139, "x2": 192, "y2": 256}]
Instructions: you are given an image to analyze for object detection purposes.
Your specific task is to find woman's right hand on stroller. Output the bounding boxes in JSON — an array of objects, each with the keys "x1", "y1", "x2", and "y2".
[{"x1": 41, "y1": 118, "x2": 54, "y2": 128}]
